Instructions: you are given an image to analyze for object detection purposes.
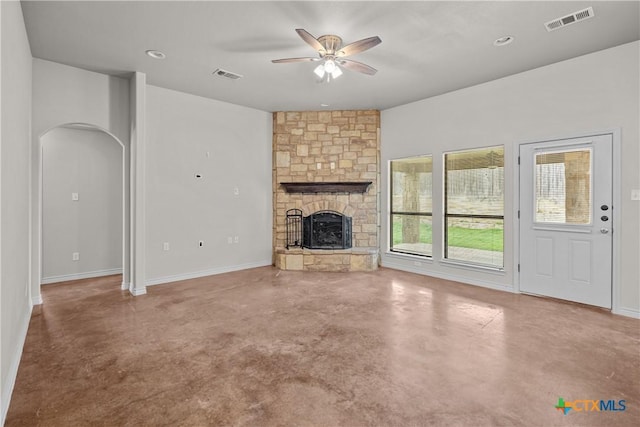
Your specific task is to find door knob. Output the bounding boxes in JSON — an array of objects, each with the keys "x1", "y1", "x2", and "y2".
[{"x1": 600, "y1": 228, "x2": 609, "y2": 234}]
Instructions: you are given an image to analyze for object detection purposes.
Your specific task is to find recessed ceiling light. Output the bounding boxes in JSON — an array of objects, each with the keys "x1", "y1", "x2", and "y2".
[
  {"x1": 145, "y1": 49, "x2": 166, "y2": 59},
  {"x1": 493, "y1": 36, "x2": 514, "y2": 47},
  {"x1": 320, "y1": 103, "x2": 330, "y2": 107}
]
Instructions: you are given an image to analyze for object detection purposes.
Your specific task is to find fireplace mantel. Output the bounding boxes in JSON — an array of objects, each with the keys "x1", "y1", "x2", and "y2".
[{"x1": 280, "y1": 181, "x2": 372, "y2": 194}]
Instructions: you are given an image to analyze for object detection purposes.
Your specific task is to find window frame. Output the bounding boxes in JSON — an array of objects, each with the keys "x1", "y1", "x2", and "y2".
[
  {"x1": 443, "y1": 146, "x2": 505, "y2": 268},
  {"x1": 389, "y1": 155, "x2": 433, "y2": 258}
]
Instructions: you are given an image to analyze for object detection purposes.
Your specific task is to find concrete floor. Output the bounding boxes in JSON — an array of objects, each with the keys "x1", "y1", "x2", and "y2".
[{"x1": 5, "y1": 267, "x2": 639, "y2": 426}]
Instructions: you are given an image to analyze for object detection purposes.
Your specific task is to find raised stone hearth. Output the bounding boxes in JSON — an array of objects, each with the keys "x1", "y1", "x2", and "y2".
[
  {"x1": 275, "y1": 247, "x2": 379, "y2": 272},
  {"x1": 273, "y1": 110, "x2": 380, "y2": 271}
]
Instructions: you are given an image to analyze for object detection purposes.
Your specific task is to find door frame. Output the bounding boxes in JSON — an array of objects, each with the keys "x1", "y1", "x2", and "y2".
[{"x1": 514, "y1": 129, "x2": 621, "y2": 313}]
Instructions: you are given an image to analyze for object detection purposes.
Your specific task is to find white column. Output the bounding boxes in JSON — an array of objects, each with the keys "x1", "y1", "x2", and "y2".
[{"x1": 129, "y1": 72, "x2": 147, "y2": 296}]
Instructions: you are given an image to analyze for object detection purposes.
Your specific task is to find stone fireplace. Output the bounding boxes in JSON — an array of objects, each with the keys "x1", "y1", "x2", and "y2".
[{"x1": 272, "y1": 110, "x2": 380, "y2": 271}]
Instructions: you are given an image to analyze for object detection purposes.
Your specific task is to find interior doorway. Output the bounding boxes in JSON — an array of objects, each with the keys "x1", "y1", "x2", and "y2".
[
  {"x1": 39, "y1": 124, "x2": 128, "y2": 288},
  {"x1": 519, "y1": 134, "x2": 613, "y2": 308}
]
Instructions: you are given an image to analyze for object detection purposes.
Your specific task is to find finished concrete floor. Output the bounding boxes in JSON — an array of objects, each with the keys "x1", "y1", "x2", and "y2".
[{"x1": 5, "y1": 267, "x2": 640, "y2": 426}]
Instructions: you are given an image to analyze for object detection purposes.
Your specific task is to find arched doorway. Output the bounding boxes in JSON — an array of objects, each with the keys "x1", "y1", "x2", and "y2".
[{"x1": 38, "y1": 123, "x2": 129, "y2": 293}]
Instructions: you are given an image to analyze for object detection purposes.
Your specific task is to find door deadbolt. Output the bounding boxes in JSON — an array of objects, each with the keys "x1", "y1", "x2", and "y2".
[{"x1": 600, "y1": 205, "x2": 609, "y2": 211}]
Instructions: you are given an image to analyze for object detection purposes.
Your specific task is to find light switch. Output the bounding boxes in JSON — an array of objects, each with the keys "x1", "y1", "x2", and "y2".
[
  {"x1": 317, "y1": 163, "x2": 322, "y2": 170},
  {"x1": 72, "y1": 193, "x2": 79, "y2": 201},
  {"x1": 632, "y1": 189, "x2": 640, "y2": 201}
]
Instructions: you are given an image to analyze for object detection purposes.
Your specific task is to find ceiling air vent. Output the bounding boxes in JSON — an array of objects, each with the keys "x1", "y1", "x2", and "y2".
[
  {"x1": 212, "y1": 68, "x2": 243, "y2": 80},
  {"x1": 545, "y1": 7, "x2": 595, "y2": 32}
]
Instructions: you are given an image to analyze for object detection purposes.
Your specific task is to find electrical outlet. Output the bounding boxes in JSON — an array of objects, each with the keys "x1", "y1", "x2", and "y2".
[
  {"x1": 72, "y1": 192, "x2": 79, "y2": 201},
  {"x1": 234, "y1": 236, "x2": 239, "y2": 244},
  {"x1": 632, "y1": 189, "x2": 640, "y2": 201},
  {"x1": 233, "y1": 187, "x2": 240, "y2": 196},
  {"x1": 72, "y1": 252, "x2": 80, "y2": 261},
  {"x1": 227, "y1": 237, "x2": 233, "y2": 244},
  {"x1": 330, "y1": 162, "x2": 335, "y2": 170},
  {"x1": 316, "y1": 163, "x2": 322, "y2": 170},
  {"x1": 163, "y1": 242, "x2": 170, "y2": 251}
]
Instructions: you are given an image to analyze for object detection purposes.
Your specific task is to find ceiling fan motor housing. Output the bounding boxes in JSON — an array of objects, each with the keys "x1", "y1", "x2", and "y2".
[{"x1": 317, "y1": 35, "x2": 343, "y2": 55}]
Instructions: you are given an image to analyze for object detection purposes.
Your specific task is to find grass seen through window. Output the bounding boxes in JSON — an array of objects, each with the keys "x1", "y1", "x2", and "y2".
[{"x1": 392, "y1": 221, "x2": 503, "y2": 252}]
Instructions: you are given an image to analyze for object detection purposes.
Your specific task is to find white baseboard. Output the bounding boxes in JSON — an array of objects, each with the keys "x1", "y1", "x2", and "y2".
[
  {"x1": 1, "y1": 300, "x2": 32, "y2": 425},
  {"x1": 128, "y1": 284, "x2": 147, "y2": 296},
  {"x1": 381, "y1": 259, "x2": 515, "y2": 293},
  {"x1": 613, "y1": 307, "x2": 640, "y2": 319},
  {"x1": 31, "y1": 295, "x2": 43, "y2": 305},
  {"x1": 41, "y1": 268, "x2": 123, "y2": 285},
  {"x1": 146, "y1": 260, "x2": 272, "y2": 287},
  {"x1": 121, "y1": 281, "x2": 129, "y2": 291}
]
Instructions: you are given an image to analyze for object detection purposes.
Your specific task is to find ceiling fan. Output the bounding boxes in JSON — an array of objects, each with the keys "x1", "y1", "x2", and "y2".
[{"x1": 272, "y1": 29, "x2": 382, "y2": 81}]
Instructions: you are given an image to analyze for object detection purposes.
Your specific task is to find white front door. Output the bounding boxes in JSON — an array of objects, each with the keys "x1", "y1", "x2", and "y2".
[{"x1": 519, "y1": 134, "x2": 613, "y2": 308}]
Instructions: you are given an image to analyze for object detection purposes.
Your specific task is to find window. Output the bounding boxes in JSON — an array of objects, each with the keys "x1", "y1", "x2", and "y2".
[
  {"x1": 390, "y1": 156, "x2": 432, "y2": 257},
  {"x1": 444, "y1": 146, "x2": 504, "y2": 268},
  {"x1": 535, "y1": 148, "x2": 591, "y2": 224}
]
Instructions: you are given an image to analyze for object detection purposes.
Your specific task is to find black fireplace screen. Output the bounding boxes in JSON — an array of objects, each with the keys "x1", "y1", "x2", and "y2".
[
  {"x1": 303, "y1": 211, "x2": 352, "y2": 250},
  {"x1": 285, "y1": 209, "x2": 352, "y2": 250},
  {"x1": 285, "y1": 209, "x2": 303, "y2": 249}
]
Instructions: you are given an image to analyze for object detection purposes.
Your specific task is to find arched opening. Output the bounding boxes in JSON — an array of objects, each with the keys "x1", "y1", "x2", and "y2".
[{"x1": 38, "y1": 123, "x2": 129, "y2": 292}]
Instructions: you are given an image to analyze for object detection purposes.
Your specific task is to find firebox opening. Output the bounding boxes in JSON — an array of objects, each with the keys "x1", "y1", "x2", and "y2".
[{"x1": 302, "y1": 210, "x2": 352, "y2": 250}]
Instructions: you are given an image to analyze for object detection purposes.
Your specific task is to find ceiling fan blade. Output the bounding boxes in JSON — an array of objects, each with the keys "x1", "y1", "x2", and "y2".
[
  {"x1": 338, "y1": 59, "x2": 378, "y2": 75},
  {"x1": 295, "y1": 28, "x2": 326, "y2": 54},
  {"x1": 336, "y1": 36, "x2": 381, "y2": 57},
  {"x1": 272, "y1": 57, "x2": 320, "y2": 63}
]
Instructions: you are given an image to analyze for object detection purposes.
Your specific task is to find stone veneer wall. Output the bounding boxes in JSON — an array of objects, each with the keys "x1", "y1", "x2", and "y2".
[{"x1": 273, "y1": 110, "x2": 380, "y2": 270}]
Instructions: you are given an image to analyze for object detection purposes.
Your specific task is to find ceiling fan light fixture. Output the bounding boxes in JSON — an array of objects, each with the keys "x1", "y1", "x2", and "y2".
[
  {"x1": 314, "y1": 60, "x2": 343, "y2": 81},
  {"x1": 324, "y1": 59, "x2": 336, "y2": 73},
  {"x1": 314, "y1": 64, "x2": 326, "y2": 78}
]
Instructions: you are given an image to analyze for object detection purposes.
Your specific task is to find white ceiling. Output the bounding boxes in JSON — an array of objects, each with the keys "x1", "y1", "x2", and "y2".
[{"x1": 21, "y1": 1, "x2": 640, "y2": 112}]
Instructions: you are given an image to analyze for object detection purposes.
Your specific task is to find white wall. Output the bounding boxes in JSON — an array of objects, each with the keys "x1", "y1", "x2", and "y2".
[
  {"x1": 31, "y1": 60, "x2": 273, "y2": 289},
  {"x1": 381, "y1": 41, "x2": 640, "y2": 316},
  {"x1": 41, "y1": 127, "x2": 123, "y2": 283},
  {"x1": 31, "y1": 59, "x2": 130, "y2": 298},
  {"x1": 32, "y1": 59, "x2": 130, "y2": 142},
  {"x1": 145, "y1": 85, "x2": 272, "y2": 284},
  {"x1": 1, "y1": 1, "x2": 33, "y2": 423}
]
